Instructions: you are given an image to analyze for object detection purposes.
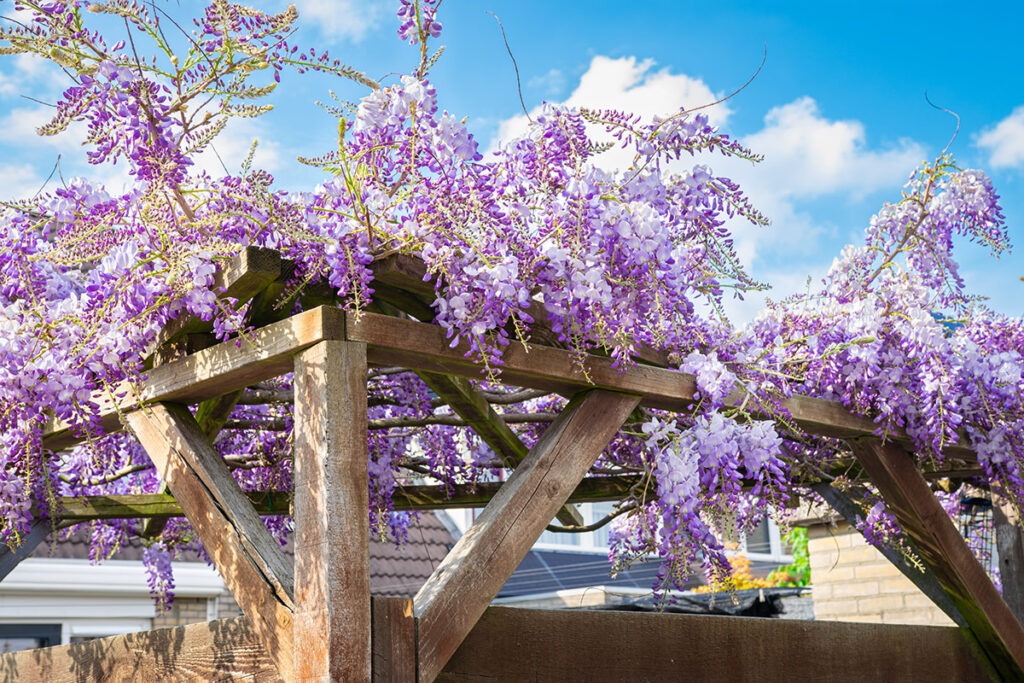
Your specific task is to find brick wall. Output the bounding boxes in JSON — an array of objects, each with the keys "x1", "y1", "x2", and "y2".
[
  {"x1": 808, "y1": 520, "x2": 953, "y2": 626},
  {"x1": 152, "y1": 597, "x2": 212, "y2": 629}
]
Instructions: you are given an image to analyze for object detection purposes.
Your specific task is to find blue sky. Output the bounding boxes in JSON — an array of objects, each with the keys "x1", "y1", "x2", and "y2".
[{"x1": 2, "y1": 1, "x2": 1024, "y2": 318}]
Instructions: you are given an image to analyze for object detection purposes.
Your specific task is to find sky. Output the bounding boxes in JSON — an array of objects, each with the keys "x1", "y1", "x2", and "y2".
[{"x1": 2, "y1": 1, "x2": 1024, "y2": 319}]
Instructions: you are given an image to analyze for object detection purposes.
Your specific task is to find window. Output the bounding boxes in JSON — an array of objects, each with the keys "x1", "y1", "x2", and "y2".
[{"x1": 0, "y1": 624, "x2": 61, "y2": 654}]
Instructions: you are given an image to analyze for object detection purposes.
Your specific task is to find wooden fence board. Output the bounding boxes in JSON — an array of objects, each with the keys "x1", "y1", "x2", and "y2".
[
  {"x1": 0, "y1": 616, "x2": 280, "y2": 683},
  {"x1": 850, "y1": 439, "x2": 1024, "y2": 680},
  {"x1": 0, "y1": 603, "x2": 993, "y2": 682},
  {"x1": 126, "y1": 403, "x2": 295, "y2": 680},
  {"x1": 413, "y1": 390, "x2": 641, "y2": 682},
  {"x1": 440, "y1": 606, "x2": 993, "y2": 682},
  {"x1": 293, "y1": 341, "x2": 371, "y2": 682},
  {"x1": 372, "y1": 598, "x2": 416, "y2": 682}
]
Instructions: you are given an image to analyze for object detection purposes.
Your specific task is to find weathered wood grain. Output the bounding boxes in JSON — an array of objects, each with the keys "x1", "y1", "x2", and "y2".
[
  {"x1": 850, "y1": 439, "x2": 1024, "y2": 680},
  {"x1": 126, "y1": 403, "x2": 295, "y2": 680},
  {"x1": 45, "y1": 305, "x2": 345, "y2": 450},
  {"x1": 372, "y1": 598, "x2": 416, "y2": 682},
  {"x1": 414, "y1": 390, "x2": 641, "y2": 682},
  {"x1": 293, "y1": 341, "x2": 372, "y2": 682},
  {"x1": 0, "y1": 616, "x2": 281, "y2": 683}
]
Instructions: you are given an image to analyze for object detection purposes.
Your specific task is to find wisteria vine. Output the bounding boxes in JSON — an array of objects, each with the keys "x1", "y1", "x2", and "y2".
[{"x1": 0, "y1": 0, "x2": 1019, "y2": 605}]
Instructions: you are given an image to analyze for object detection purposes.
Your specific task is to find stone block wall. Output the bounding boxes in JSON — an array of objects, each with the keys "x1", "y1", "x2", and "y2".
[{"x1": 808, "y1": 520, "x2": 953, "y2": 626}]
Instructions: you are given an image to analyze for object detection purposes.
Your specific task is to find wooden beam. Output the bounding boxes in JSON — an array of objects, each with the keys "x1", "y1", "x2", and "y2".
[
  {"x1": 416, "y1": 371, "x2": 583, "y2": 526},
  {"x1": 993, "y1": 494, "x2": 1024, "y2": 624},
  {"x1": 152, "y1": 245, "x2": 282, "y2": 352},
  {"x1": 57, "y1": 491, "x2": 292, "y2": 522},
  {"x1": 850, "y1": 439, "x2": 1024, "y2": 680},
  {"x1": 45, "y1": 305, "x2": 345, "y2": 450},
  {"x1": 811, "y1": 482, "x2": 967, "y2": 627},
  {"x1": 126, "y1": 403, "x2": 295, "y2": 680},
  {"x1": 293, "y1": 341, "x2": 371, "y2": 682},
  {"x1": 0, "y1": 519, "x2": 51, "y2": 583},
  {"x1": 413, "y1": 389, "x2": 641, "y2": 682},
  {"x1": 346, "y1": 312, "x2": 975, "y2": 458},
  {"x1": 54, "y1": 475, "x2": 638, "y2": 525}
]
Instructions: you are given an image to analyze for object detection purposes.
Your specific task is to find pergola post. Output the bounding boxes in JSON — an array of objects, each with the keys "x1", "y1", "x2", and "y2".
[{"x1": 293, "y1": 340, "x2": 371, "y2": 682}]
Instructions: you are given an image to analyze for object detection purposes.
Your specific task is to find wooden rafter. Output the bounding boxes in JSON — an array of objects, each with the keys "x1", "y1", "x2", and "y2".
[
  {"x1": 416, "y1": 371, "x2": 584, "y2": 526},
  {"x1": 413, "y1": 389, "x2": 641, "y2": 682},
  {"x1": 126, "y1": 403, "x2": 296, "y2": 679},
  {"x1": 850, "y1": 438, "x2": 1024, "y2": 680}
]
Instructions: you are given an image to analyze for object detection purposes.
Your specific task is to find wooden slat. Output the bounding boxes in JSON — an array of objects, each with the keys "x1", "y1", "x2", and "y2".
[
  {"x1": 413, "y1": 389, "x2": 641, "y2": 682},
  {"x1": 346, "y1": 312, "x2": 975, "y2": 458},
  {"x1": 126, "y1": 403, "x2": 295, "y2": 680},
  {"x1": 45, "y1": 305, "x2": 345, "y2": 450},
  {"x1": 372, "y1": 597, "x2": 416, "y2": 682},
  {"x1": 417, "y1": 371, "x2": 583, "y2": 526},
  {"x1": 850, "y1": 439, "x2": 1024, "y2": 680},
  {"x1": 293, "y1": 341, "x2": 371, "y2": 682},
  {"x1": 0, "y1": 615, "x2": 281, "y2": 682},
  {"x1": 153, "y1": 246, "x2": 282, "y2": 351}
]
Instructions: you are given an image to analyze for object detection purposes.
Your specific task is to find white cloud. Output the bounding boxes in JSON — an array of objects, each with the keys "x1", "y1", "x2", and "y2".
[
  {"x1": 976, "y1": 106, "x2": 1024, "y2": 169},
  {"x1": 0, "y1": 163, "x2": 47, "y2": 201},
  {"x1": 491, "y1": 56, "x2": 729, "y2": 166},
  {"x1": 527, "y1": 68, "x2": 567, "y2": 98},
  {"x1": 740, "y1": 97, "x2": 925, "y2": 200},
  {"x1": 291, "y1": 0, "x2": 390, "y2": 42},
  {"x1": 193, "y1": 118, "x2": 283, "y2": 178}
]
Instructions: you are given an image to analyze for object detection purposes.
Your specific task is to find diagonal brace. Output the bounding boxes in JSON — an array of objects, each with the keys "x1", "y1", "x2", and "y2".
[
  {"x1": 850, "y1": 438, "x2": 1024, "y2": 681},
  {"x1": 127, "y1": 402, "x2": 295, "y2": 680},
  {"x1": 413, "y1": 389, "x2": 641, "y2": 682}
]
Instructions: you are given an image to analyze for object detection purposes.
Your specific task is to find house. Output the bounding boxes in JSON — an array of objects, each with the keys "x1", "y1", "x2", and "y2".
[{"x1": 0, "y1": 511, "x2": 455, "y2": 653}]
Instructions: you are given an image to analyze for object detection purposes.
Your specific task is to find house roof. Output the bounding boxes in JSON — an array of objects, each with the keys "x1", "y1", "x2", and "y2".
[{"x1": 30, "y1": 512, "x2": 456, "y2": 599}]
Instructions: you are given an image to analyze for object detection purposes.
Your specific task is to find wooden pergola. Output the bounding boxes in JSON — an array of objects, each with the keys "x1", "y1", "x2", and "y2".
[{"x1": 1, "y1": 247, "x2": 1023, "y2": 681}]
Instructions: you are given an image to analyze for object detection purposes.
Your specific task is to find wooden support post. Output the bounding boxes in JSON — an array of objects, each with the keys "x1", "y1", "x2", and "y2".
[
  {"x1": 413, "y1": 389, "x2": 641, "y2": 682},
  {"x1": 126, "y1": 403, "x2": 295, "y2": 680},
  {"x1": 850, "y1": 439, "x2": 1024, "y2": 680},
  {"x1": 416, "y1": 371, "x2": 583, "y2": 526},
  {"x1": 293, "y1": 341, "x2": 371, "y2": 682},
  {"x1": 993, "y1": 494, "x2": 1024, "y2": 623}
]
